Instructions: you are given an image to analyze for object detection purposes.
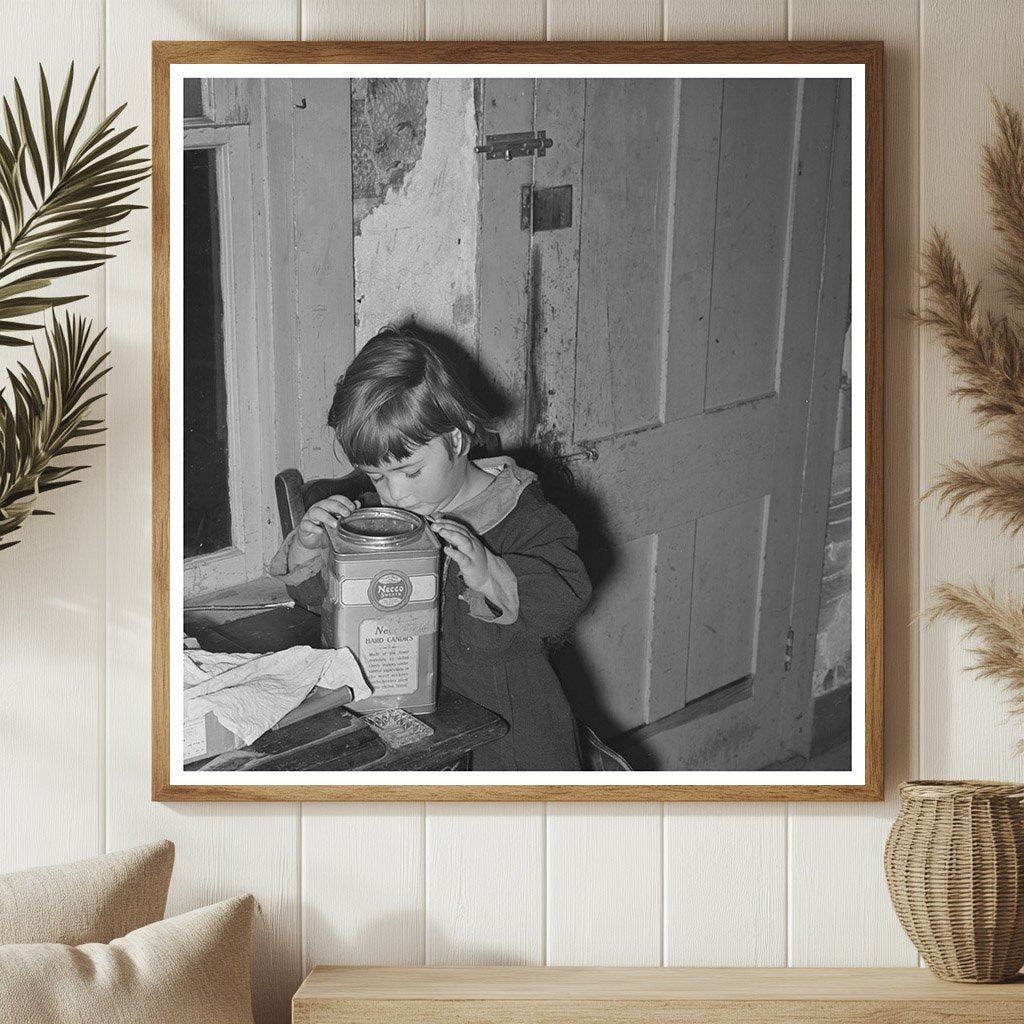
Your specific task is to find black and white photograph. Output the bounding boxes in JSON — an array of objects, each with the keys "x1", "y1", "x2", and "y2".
[{"x1": 154, "y1": 44, "x2": 881, "y2": 799}]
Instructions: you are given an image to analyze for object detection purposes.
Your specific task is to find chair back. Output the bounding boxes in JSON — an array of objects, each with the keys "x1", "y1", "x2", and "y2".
[{"x1": 274, "y1": 469, "x2": 372, "y2": 538}]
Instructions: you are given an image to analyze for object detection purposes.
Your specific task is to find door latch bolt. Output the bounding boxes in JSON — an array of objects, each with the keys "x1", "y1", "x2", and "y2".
[{"x1": 475, "y1": 131, "x2": 554, "y2": 161}]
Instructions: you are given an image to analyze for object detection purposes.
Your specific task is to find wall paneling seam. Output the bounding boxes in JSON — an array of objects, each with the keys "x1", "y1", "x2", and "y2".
[
  {"x1": 298, "y1": 808, "x2": 305, "y2": 974},
  {"x1": 100, "y1": 0, "x2": 109, "y2": 859},
  {"x1": 785, "y1": 803, "x2": 792, "y2": 966},
  {"x1": 542, "y1": 802, "x2": 548, "y2": 964},
  {"x1": 915, "y1": 0, "x2": 923, "y2": 806},
  {"x1": 422, "y1": 804, "x2": 428, "y2": 962},
  {"x1": 659, "y1": 802, "x2": 666, "y2": 965},
  {"x1": 921, "y1": 0, "x2": 929, "y2": 966}
]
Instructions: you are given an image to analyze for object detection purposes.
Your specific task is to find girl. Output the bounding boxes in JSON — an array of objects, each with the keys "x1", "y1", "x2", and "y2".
[{"x1": 272, "y1": 327, "x2": 591, "y2": 771}]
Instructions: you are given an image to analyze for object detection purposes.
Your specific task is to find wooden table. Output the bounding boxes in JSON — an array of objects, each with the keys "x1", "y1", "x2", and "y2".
[
  {"x1": 292, "y1": 966, "x2": 1024, "y2": 1023},
  {"x1": 184, "y1": 581, "x2": 507, "y2": 772}
]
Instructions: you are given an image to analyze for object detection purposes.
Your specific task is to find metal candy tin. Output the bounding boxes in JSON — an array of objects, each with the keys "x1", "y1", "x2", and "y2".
[
  {"x1": 321, "y1": 508, "x2": 441, "y2": 714},
  {"x1": 334, "y1": 507, "x2": 426, "y2": 548}
]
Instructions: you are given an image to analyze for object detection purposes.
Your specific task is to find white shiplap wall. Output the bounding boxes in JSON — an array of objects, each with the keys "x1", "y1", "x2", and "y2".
[{"x1": 3, "y1": 2, "x2": 1023, "y2": 1022}]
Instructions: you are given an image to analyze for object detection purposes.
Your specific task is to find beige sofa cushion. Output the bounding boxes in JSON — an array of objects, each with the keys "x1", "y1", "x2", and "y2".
[
  {"x1": 0, "y1": 893, "x2": 256, "y2": 1024},
  {"x1": 0, "y1": 840, "x2": 174, "y2": 945}
]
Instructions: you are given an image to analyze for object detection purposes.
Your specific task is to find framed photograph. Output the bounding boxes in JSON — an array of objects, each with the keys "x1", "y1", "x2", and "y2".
[{"x1": 152, "y1": 41, "x2": 883, "y2": 801}]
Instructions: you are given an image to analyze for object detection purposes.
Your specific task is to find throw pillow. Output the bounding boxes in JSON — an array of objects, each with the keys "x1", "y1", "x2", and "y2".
[
  {"x1": 0, "y1": 893, "x2": 256, "y2": 1024},
  {"x1": 0, "y1": 840, "x2": 174, "y2": 945}
]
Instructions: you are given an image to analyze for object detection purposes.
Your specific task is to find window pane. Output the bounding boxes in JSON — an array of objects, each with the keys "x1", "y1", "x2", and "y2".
[
  {"x1": 183, "y1": 79, "x2": 204, "y2": 119},
  {"x1": 183, "y1": 147, "x2": 232, "y2": 557}
]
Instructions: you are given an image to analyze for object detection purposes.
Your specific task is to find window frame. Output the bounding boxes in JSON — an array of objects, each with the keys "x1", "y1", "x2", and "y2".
[{"x1": 181, "y1": 119, "x2": 269, "y2": 596}]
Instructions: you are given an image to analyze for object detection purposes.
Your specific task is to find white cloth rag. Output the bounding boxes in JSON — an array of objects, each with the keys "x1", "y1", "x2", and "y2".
[{"x1": 184, "y1": 645, "x2": 372, "y2": 746}]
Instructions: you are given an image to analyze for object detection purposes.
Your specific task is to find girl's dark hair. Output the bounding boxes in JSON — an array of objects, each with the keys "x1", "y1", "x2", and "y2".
[{"x1": 328, "y1": 327, "x2": 494, "y2": 467}]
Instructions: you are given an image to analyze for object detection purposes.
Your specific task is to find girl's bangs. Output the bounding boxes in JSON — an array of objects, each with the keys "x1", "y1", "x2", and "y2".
[{"x1": 343, "y1": 393, "x2": 441, "y2": 467}]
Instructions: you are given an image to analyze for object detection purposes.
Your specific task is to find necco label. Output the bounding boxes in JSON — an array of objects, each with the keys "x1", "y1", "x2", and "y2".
[
  {"x1": 339, "y1": 573, "x2": 438, "y2": 608},
  {"x1": 369, "y1": 570, "x2": 412, "y2": 612}
]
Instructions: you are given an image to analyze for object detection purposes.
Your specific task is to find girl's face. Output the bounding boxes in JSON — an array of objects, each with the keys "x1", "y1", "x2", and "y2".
[{"x1": 358, "y1": 432, "x2": 467, "y2": 516}]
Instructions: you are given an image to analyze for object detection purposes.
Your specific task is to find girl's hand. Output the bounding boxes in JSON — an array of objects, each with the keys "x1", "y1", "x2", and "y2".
[
  {"x1": 431, "y1": 518, "x2": 490, "y2": 591},
  {"x1": 295, "y1": 495, "x2": 360, "y2": 551}
]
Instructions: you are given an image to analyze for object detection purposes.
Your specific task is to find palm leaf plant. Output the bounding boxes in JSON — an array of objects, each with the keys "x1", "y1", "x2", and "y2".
[
  {"x1": 0, "y1": 65, "x2": 148, "y2": 550},
  {"x1": 921, "y1": 98, "x2": 1024, "y2": 738}
]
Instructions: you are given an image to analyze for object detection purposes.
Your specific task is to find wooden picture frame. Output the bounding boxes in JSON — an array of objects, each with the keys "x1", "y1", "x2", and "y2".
[{"x1": 153, "y1": 41, "x2": 883, "y2": 801}]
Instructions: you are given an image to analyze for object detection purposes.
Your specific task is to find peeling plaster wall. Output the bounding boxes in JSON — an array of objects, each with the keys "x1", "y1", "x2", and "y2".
[
  {"x1": 351, "y1": 78, "x2": 429, "y2": 227},
  {"x1": 353, "y1": 78, "x2": 479, "y2": 348}
]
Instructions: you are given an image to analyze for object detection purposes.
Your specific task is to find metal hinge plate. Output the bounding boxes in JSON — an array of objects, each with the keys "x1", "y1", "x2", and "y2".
[
  {"x1": 521, "y1": 184, "x2": 573, "y2": 232},
  {"x1": 475, "y1": 131, "x2": 554, "y2": 161},
  {"x1": 784, "y1": 626, "x2": 795, "y2": 671}
]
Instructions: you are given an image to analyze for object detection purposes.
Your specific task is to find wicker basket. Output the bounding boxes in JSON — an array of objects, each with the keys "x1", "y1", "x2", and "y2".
[{"x1": 884, "y1": 780, "x2": 1024, "y2": 982}]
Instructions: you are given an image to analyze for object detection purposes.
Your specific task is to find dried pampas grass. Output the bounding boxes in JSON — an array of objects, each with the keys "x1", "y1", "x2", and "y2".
[
  {"x1": 931, "y1": 584, "x2": 1024, "y2": 719},
  {"x1": 922, "y1": 98, "x2": 1024, "y2": 732}
]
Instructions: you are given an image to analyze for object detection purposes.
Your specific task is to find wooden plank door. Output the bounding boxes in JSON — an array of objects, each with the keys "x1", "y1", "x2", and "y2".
[{"x1": 478, "y1": 77, "x2": 850, "y2": 770}]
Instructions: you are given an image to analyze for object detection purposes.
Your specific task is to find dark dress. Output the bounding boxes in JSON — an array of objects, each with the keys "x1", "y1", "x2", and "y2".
[
  {"x1": 269, "y1": 458, "x2": 591, "y2": 771},
  {"x1": 439, "y1": 462, "x2": 591, "y2": 770}
]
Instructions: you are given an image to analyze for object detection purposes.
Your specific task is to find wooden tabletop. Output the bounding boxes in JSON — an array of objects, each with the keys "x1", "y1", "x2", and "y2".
[
  {"x1": 183, "y1": 581, "x2": 507, "y2": 772},
  {"x1": 293, "y1": 966, "x2": 1024, "y2": 1024},
  {"x1": 294, "y1": 965, "x2": 1024, "y2": 1001}
]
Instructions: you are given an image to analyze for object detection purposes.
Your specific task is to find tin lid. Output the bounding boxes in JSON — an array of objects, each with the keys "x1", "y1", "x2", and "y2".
[{"x1": 334, "y1": 507, "x2": 426, "y2": 549}]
